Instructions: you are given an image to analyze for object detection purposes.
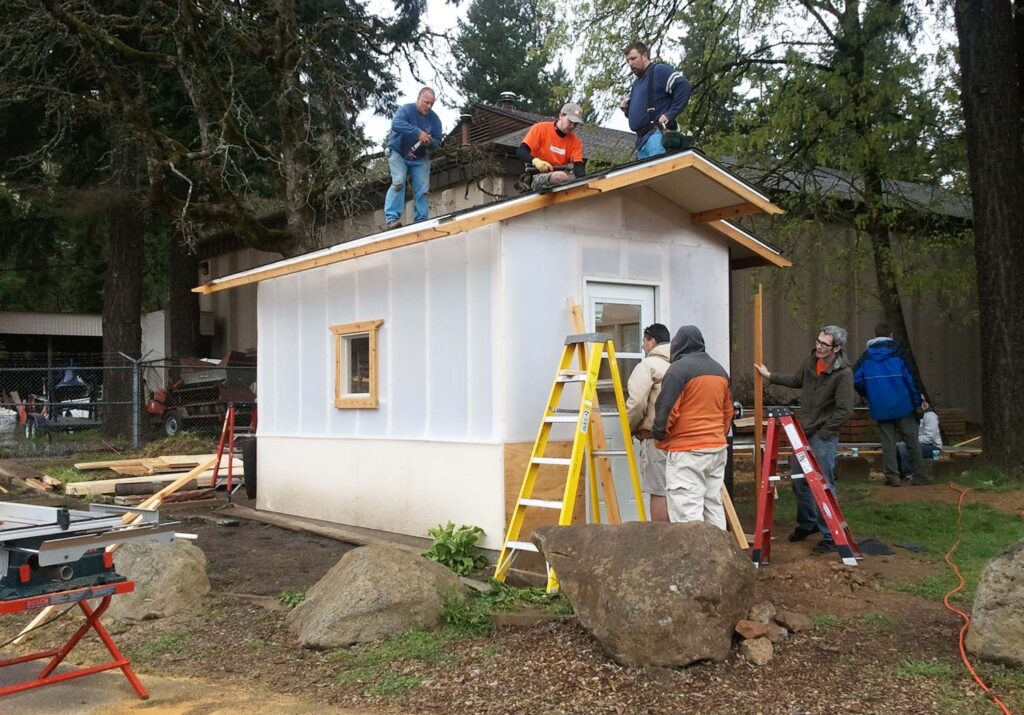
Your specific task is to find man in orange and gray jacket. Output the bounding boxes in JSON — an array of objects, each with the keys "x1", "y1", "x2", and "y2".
[
  {"x1": 652, "y1": 325, "x2": 733, "y2": 529},
  {"x1": 625, "y1": 323, "x2": 672, "y2": 522}
]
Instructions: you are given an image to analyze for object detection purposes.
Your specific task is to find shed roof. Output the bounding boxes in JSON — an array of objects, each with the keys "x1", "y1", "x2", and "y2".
[
  {"x1": 0, "y1": 311, "x2": 103, "y2": 337},
  {"x1": 194, "y1": 150, "x2": 788, "y2": 295}
]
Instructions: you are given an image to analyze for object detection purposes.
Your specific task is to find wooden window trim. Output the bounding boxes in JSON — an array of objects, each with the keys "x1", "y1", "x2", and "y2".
[{"x1": 330, "y1": 319, "x2": 384, "y2": 409}]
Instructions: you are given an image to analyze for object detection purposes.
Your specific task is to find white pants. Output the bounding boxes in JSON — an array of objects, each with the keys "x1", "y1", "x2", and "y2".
[{"x1": 665, "y1": 447, "x2": 728, "y2": 530}]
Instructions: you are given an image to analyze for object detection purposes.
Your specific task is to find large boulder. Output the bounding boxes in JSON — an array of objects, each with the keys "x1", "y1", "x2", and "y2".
[
  {"x1": 107, "y1": 539, "x2": 211, "y2": 621},
  {"x1": 285, "y1": 544, "x2": 465, "y2": 649},
  {"x1": 533, "y1": 521, "x2": 755, "y2": 666},
  {"x1": 967, "y1": 538, "x2": 1024, "y2": 665}
]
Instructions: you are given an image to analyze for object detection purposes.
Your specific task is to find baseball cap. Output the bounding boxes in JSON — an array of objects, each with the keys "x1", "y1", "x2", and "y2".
[{"x1": 561, "y1": 102, "x2": 584, "y2": 124}]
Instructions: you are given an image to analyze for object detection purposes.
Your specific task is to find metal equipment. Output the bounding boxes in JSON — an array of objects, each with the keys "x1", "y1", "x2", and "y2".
[{"x1": 0, "y1": 501, "x2": 177, "y2": 700}]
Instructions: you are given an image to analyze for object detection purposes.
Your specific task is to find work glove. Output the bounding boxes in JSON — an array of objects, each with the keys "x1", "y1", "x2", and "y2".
[{"x1": 532, "y1": 158, "x2": 553, "y2": 173}]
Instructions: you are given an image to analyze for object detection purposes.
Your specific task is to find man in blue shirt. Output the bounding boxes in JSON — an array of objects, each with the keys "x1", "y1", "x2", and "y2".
[
  {"x1": 384, "y1": 87, "x2": 444, "y2": 230},
  {"x1": 619, "y1": 42, "x2": 691, "y2": 160}
]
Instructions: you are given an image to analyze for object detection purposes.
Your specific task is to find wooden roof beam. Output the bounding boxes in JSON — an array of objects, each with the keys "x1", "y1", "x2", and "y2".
[{"x1": 691, "y1": 202, "x2": 761, "y2": 224}]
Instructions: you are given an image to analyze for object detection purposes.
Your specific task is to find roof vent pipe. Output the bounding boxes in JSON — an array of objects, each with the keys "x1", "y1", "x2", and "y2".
[
  {"x1": 459, "y1": 113, "x2": 473, "y2": 146},
  {"x1": 497, "y1": 91, "x2": 519, "y2": 109}
]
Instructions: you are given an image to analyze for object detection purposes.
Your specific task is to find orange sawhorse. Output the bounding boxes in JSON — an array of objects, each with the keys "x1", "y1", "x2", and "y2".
[
  {"x1": 0, "y1": 581, "x2": 147, "y2": 700},
  {"x1": 752, "y1": 406, "x2": 861, "y2": 567}
]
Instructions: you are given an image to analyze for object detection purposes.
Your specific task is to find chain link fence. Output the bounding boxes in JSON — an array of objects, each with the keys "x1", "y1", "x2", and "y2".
[{"x1": 0, "y1": 355, "x2": 256, "y2": 457}]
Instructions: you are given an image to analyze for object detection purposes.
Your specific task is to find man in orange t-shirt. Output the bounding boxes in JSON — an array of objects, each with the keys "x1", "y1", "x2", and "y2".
[
  {"x1": 651, "y1": 325, "x2": 733, "y2": 529},
  {"x1": 517, "y1": 103, "x2": 586, "y2": 190}
]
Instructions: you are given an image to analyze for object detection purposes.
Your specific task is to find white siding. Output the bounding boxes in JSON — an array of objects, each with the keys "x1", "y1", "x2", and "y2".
[
  {"x1": 500, "y1": 186, "x2": 731, "y2": 442},
  {"x1": 257, "y1": 228, "x2": 498, "y2": 442}
]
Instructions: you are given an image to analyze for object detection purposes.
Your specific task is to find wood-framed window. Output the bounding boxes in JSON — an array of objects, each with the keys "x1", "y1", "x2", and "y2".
[{"x1": 330, "y1": 319, "x2": 384, "y2": 409}]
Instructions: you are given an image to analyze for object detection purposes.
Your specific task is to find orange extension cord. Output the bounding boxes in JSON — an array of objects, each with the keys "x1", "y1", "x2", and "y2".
[{"x1": 943, "y1": 483, "x2": 1012, "y2": 715}]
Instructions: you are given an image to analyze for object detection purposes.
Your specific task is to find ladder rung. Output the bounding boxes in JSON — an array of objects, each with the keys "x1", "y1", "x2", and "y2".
[
  {"x1": 543, "y1": 416, "x2": 578, "y2": 423},
  {"x1": 532, "y1": 457, "x2": 571, "y2": 466},
  {"x1": 519, "y1": 498, "x2": 564, "y2": 509},
  {"x1": 555, "y1": 375, "x2": 588, "y2": 383},
  {"x1": 552, "y1": 408, "x2": 619, "y2": 415},
  {"x1": 557, "y1": 370, "x2": 585, "y2": 376},
  {"x1": 505, "y1": 541, "x2": 539, "y2": 553},
  {"x1": 592, "y1": 450, "x2": 627, "y2": 457}
]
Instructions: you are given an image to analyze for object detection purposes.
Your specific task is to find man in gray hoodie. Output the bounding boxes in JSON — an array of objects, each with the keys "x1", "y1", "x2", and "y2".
[{"x1": 755, "y1": 325, "x2": 854, "y2": 553}]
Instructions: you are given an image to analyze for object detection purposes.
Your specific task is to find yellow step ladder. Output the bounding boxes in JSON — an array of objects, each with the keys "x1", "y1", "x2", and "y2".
[{"x1": 494, "y1": 332, "x2": 647, "y2": 593}]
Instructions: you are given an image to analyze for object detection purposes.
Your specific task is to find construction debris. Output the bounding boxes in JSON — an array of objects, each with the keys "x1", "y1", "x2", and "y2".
[{"x1": 56, "y1": 452, "x2": 243, "y2": 498}]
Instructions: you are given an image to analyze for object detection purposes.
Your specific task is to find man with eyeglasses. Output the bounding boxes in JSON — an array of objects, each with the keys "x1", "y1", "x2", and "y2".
[
  {"x1": 625, "y1": 323, "x2": 673, "y2": 521},
  {"x1": 754, "y1": 326, "x2": 854, "y2": 554},
  {"x1": 516, "y1": 103, "x2": 586, "y2": 190}
]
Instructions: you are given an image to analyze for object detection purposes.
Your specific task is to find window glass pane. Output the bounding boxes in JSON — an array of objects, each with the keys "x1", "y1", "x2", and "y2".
[
  {"x1": 346, "y1": 334, "x2": 370, "y2": 394},
  {"x1": 594, "y1": 302, "x2": 641, "y2": 352}
]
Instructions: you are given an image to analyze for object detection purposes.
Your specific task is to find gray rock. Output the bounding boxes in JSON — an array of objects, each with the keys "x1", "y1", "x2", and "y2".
[
  {"x1": 764, "y1": 623, "x2": 788, "y2": 643},
  {"x1": 967, "y1": 539, "x2": 1024, "y2": 665},
  {"x1": 740, "y1": 637, "x2": 774, "y2": 665},
  {"x1": 533, "y1": 522, "x2": 755, "y2": 667},
  {"x1": 775, "y1": 610, "x2": 814, "y2": 633},
  {"x1": 107, "y1": 539, "x2": 210, "y2": 621},
  {"x1": 748, "y1": 601, "x2": 777, "y2": 624},
  {"x1": 285, "y1": 544, "x2": 465, "y2": 649}
]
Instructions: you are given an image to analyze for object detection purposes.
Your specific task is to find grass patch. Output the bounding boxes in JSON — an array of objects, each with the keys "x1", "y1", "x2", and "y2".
[
  {"x1": 139, "y1": 432, "x2": 218, "y2": 457},
  {"x1": 277, "y1": 590, "x2": 306, "y2": 609},
  {"x1": 954, "y1": 467, "x2": 1022, "y2": 493},
  {"x1": 130, "y1": 633, "x2": 190, "y2": 661},
  {"x1": 856, "y1": 613, "x2": 893, "y2": 632},
  {"x1": 896, "y1": 657, "x2": 959, "y2": 678},
  {"x1": 39, "y1": 465, "x2": 94, "y2": 484},
  {"x1": 438, "y1": 581, "x2": 573, "y2": 635},
  {"x1": 368, "y1": 673, "x2": 422, "y2": 696},
  {"x1": 812, "y1": 613, "x2": 841, "y2": 628},
  {"x1": 331, "y1": 628, "x2": 455, "y2": 695}
]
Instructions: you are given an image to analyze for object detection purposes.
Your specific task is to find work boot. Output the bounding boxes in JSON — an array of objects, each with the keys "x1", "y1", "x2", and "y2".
[
  {"x1": 385, "y1": 219, "x2": 402, "y2": 230},
  {"x1": 788, "y1": 525, "x2": 817, "y2": 542},
  {"x1": 883, "y1": 477, "x2": 902, "y2": 487},
  {"x1": 811, "y1": 540, "x2": 836, "y2": 555}
]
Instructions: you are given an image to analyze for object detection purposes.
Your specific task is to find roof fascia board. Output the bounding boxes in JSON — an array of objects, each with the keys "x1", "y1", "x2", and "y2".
[{"x1": 708, "y1": 220, "x2": 792, "y2": 269}]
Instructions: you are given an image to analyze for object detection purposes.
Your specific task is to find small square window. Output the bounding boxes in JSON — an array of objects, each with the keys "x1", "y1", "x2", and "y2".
[{"x1": 330, "y1": 320, "x2": 383, "y2": 409}]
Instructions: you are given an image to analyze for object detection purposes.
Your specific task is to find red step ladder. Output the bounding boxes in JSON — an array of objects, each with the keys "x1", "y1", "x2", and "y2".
[
  {"x1": 212, "y1": 401, "x2": 257, "y2": 500},
  {"x1": 752, "y1": 406, "x2": 861, "y2": 567}
]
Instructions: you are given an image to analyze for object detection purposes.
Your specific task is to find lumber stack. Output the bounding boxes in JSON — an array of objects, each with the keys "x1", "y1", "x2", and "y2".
[{"x1": 56, "y1": 453, "x2": 243, "y2": 498}]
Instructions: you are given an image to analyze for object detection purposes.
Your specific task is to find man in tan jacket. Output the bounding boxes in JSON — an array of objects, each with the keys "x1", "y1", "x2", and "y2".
[{"x1": 626, "y1": 324, "x2": 672, "y2": 521}]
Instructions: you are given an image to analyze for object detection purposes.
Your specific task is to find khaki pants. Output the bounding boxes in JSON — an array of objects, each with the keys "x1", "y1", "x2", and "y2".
[
  {"x1": 637, "y1": 438, "x2": 667, "y2": 497},
  {"x1": 665, "y1": 447, "x2": 728, "y2": 530}
]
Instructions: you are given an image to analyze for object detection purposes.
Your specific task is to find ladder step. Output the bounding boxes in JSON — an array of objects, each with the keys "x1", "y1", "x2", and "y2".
[
  {"x1": 543, "y1": 416, "x2": 579, "y2": 423},
  {"x1": 563, "y1": 332, "x2": 612, "y2": 345},
  {"x1": 555, "y1": 375, "x2": 588, "y2": 383},
  {"x1": 592, "y1": 450, "x2": 627, "y2": 457},
  {"x1": 532, "y1": 457, "x2": 571, "y2": 466},
  {"x1": 552, "y1": 408, "x2": 619, "y2": 415},
  {"x1": 505, "y1": 541, "x2": 540, "y2": 553},
  {"x1": 519, "y1": 498, "x2": 564, "y2": 509}
]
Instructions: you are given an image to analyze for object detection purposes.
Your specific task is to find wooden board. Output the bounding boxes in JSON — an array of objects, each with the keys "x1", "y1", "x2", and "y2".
[{"x1": 65, "y1": 468, "x2": 243, "y2": 496}]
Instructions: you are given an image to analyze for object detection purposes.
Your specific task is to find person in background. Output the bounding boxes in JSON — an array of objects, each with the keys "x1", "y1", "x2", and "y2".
[
  {"x1": 619, "y1": 41, "x2": 692, "y2": 159},
  {"x1": 754, "y1": 325, "x2": 854, "y2": 554},
  {"x1": 383, "y1": 87, "x2": 443, "y2": 230},
  {"x1": 625, "y1": 324, "x2": 672, "y2": 522},
  {"x1": 853, "y1": 323, "x2": 930, "y2": 486},
  {"x1": 898, "y1": 399, "x2": 942, "y2": 480}
]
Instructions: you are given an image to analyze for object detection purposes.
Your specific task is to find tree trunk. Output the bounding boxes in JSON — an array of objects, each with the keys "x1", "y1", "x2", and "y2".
[
  {"x1": 167, "y1": 229, "x2": 200, "y2": 361},
  {"x1": 955, "y1": 0, "x2": 1024, "y2": 476},
  {"x1": 101, "y1": 135, "x2": 145, "y2": 440}
]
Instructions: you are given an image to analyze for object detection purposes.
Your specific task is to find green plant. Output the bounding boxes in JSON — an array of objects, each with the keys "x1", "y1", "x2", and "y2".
[
  {"x1": 440, "y1": 591, "x2": 493, "y2": 635},
  {"x1": 478, "y1": 580, "x2": 573, "y2": 615},
  {"x1": 369, "y1": 673, "x2": 422, "y2": 696},
  {"x1": 277, "y1": 590, "x2": 307, "y2": 608},
  {"x1": 423, "y1": 522, "x2": 487, "y2": 576},
  {"x1": 896, "y1": 657, "x2": 958, "y2": 678},
  {"x1": 812, "y1": 613, "x2": 841, "y2": 628},
  {"x1": 130, "y1": 633, "x2": 189, "y2": 661}
]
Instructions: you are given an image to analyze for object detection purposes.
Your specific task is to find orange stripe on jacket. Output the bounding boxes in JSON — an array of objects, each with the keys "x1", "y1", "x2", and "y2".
[{"x1": 657, "y1": 374, "x2": 732, "y2": 452}]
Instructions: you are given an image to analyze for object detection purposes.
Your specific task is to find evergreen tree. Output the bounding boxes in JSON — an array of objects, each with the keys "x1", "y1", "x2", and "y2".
[{"x1": 453, "y1": 0, "x2": 568, "y2": 115}]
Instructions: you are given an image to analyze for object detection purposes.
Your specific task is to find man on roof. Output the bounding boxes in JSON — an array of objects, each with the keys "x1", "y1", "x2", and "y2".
[
  {"x1": 384, "y1": 87, "x2": 444, "y2": 230},
  {"x1": 516, "y1": 102, "x2": 586, "y2": 190},
  {"x1": 619, "y1": 41, "x2": 692, "y2": 160}
]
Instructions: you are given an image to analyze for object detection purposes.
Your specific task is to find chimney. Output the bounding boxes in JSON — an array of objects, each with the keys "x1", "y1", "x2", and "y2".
[
  {"x1": 460, "y1": 113, "x2": 473, "y2": 146},
  {"x1": 497, "y1": 91, "x2": 519, "y2": 109}
]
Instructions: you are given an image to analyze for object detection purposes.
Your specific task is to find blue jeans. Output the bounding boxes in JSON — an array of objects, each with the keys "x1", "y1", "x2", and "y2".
[
  {"x1": 790, "y1": 432, "x2": 838, "y2": 543},
  {"x1": 638, "y1": 130, "x2": 666, "y2": 159},
  {"x1": 384, "y1": 151, "x2": 430, "y2": 223}
]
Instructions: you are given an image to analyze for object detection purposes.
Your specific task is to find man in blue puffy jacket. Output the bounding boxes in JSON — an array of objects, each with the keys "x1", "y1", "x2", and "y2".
[
  {"x1": 384, "y1": 87, "x2": 444, "y2": 230},
  {"x1": 619, "y1": 42, "x2": 691, "y2": 159},
  {"x1": 853, "y1": 324, "x2": 930, "y2": 486}
]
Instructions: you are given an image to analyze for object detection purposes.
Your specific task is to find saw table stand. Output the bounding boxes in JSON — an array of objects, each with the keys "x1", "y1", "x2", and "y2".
[{"x1": 0, "y1": 580, "x2": 147, "y2": 700}]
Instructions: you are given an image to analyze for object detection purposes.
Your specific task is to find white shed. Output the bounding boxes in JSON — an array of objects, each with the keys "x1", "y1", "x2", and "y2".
[{"x1": 196, "y1": 151, "x2": 787, "y2": 549}]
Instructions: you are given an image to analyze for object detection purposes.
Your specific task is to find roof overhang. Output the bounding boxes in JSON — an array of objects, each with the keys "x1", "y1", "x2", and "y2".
[{"x1": 194, "y1": 151, "x2": 787, "y2": 295}]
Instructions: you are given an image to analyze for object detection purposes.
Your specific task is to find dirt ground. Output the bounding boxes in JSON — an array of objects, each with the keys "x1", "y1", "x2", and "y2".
[{"x1": 0, "y1": 462, "x2": 1021, "y2": 714}]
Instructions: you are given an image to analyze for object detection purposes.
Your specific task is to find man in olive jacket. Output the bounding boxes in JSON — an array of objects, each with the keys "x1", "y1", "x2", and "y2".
[{"x1": 754, "y1": 325, "x2": 854, "y2": 553}]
